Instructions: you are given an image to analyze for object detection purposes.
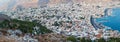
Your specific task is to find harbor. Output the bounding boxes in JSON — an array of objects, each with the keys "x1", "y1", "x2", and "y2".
[{"x1": 96, "y1": 7, "x2": 120, "y2": 31}]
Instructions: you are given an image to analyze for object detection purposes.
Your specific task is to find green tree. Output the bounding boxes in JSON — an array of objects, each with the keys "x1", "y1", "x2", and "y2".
[
  {"x1": 67, "y1": 36, "x2": 77, "y2": 42},
  {"x1": 108, "y1": 37, "x2": 120, "y2": 42},
  {"x1": 0, "y1": 19, "x2": 52, "y2": 35},
  {"x1": 97, "y1": 38, "x2": 106, "y2": 42}
]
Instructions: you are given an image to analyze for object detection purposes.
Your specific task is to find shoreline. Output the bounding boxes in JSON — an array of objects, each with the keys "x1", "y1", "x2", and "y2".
[
  {"x1": 91, "y1": 8, "x2": 112, "y2": 30},
  {"x1": 102, "y1": 8, "x2": 112, "y2": 17},
  {"x1": 96, "y1": 8, "x2": 120, "y2": 32}
]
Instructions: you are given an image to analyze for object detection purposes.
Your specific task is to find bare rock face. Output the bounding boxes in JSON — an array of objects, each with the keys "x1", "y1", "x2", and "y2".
[
  {"x1": 0, "y1": 0, "x2": 39, "y2": 10},
  {"x1": 48, "y1": 0, "x2": 112, "y2": 6},
  {"x1": 0, "y1": 0, "x2": 74, "y2": 10},
  {"x1": 0, "y1": 0, "x2": 112, "y2": 10},
  {"x1": 12, "y1": 0, "x2": 39, "y2": 10},
  {"x1": 35, "y1": 33, "x2": 67, "y2": 42},
  {"x1": 48, "y1": 0, "x2": 73, "y2": 7},
  {"x1": 0, "y1": 36, "x2": 17, "y2": 42}
]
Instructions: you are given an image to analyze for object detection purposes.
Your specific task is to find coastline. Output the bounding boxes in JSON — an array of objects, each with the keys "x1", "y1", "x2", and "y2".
[
  {"x1": 96, "y1": 8, "x2": 120, "y2": 32},
  {"x1": 103, "y1": 8, "x2": 112, "y2": 17},
  {"x1": 91, "y1": 8, "x2": 113, "y2": 30}
]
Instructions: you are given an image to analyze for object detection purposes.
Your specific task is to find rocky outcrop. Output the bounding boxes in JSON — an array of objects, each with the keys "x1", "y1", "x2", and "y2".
[
  {"x1": 35, "y1": 33, "x2": 67, "y2": 42},
  {"x1": 0, "y1": 0, "x2": 39, "y2": 10},
  {"x1": 0, "y1": 0, "x2": 113, "y2": 10}
]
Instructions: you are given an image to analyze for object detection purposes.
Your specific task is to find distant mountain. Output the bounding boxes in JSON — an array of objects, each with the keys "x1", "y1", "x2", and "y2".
[
  {"x1": 0, "y1": 0, "x2": 39, "y2": 10},
  {"x1": 0, "y1": 0, "x2": 111, "y2": 10},
  {"x1": 0, "y1": 0, "x2": 73, "y2": 10}
]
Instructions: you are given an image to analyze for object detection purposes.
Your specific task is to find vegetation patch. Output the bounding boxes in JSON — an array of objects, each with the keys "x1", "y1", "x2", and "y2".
[{"x1": 0, "y1": 19, "x2": 52, "y2": 34}]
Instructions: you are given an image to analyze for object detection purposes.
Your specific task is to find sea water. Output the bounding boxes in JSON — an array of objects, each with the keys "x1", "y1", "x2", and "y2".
[{"x1": 96, "y1": 8, "x2": 120, "y2": 31}]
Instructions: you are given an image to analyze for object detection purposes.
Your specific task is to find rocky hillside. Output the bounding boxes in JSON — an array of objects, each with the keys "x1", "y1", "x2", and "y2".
[{"x1": 0, "y1": 0, "x2": 113, "y2": 10}]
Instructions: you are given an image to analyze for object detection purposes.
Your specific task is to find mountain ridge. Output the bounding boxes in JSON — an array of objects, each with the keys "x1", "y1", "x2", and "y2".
[{"x1": 0, "y1": 0, "x2": 112, "y2": 10}]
